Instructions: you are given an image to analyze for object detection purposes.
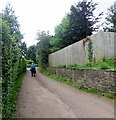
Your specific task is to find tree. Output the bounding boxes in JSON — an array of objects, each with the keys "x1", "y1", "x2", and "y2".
[
  {"x1": 21, "y1": 42, "x2": 27, "y2": 58},
  {"x1": 50, "y1": 14, "x2": 70, "y2": 52},
  {"x1": 26, "y1": 45, "x2": 37, "y2": 63},
  {"x1": 36, "y1": 31, "x2": 51, "y2": 69},
  {"x1": 50, "y1": 0, "x2": 102, "y2": 51},
  {"x1": 104, "y1": 2, "x2": 116, "y2": 32},
  {"x1": 65, "y1": 0, "x2": 103, "y2": 45},
  {"x1": 2, "y1": 3, "x2": 23, "y2": 43}
]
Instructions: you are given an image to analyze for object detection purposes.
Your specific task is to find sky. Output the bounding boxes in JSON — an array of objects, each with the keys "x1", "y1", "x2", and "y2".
[{"x1": 1, "y1": 0, "x2": 115, "y2": 47}]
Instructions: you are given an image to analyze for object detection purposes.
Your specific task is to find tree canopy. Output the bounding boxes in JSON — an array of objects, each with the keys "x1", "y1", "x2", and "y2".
[
  {"x1": 26, "y1": 45, "x2": 37, "y2": 63},
  {"x1": 65, "y1": 0, "x2": 102, "y2": 44},
  {"x1": 50, "y1": 0, "x2": 103, "y2": 53},
  {"x1": 104, "y1": 2, "x2": 116, "y2": 32},
  {"x1": 50, "y1": 15, "x2": 70, "y2": 52},
  {"x1": 36, "y1": 31, "x2": 51, "y2": 69}
]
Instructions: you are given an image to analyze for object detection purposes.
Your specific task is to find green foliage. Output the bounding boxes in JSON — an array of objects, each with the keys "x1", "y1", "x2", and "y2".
[
  {"x1": 50, "y1": 15, "x2": 70, "y2": 52},
  {"x1": 44, "y1": 71, "x2": 71, "y2": 84},
  {"x1": 100, "y1": 57, "x2": 114, "y2": 69},
  {"x1": 100, "y1": 62, "x2": 111, "y2": 69},
  {"x1": 55, "y1": 57, "x2": 115, "y2": 70},
  {"x1": 26, "y1": 45, "x2": 37, "y2": 63},
  {"x1": 57, "y1": 64, "x2": 67, "y2": 68},
  {"x1": 50, "y1": 0, "x2": 103, "y2": 52},
  {"x1": 26, "y1": 59, "x2": 34, "y2": 64},
  {"x1": 2, "y1": 3, "x2": 23, "y2": 42},
  {"x1": 2, "y1": 3, "x2": 26, "y2": 118},
  {"x1": 88, "y1": 40, "x2": 93, "y2": 63},
  {"x1": 26, "y1": 59, "x2": 38, "y2": 68},
  {"x1": 26, "y1": 63, "x2": 38, "y2": 68},
  {"x1": 36, "y1": 31, "x2": 51, "y2": 69},
  {"x1": 50, "y1": 37, "x2": 63, "y2": 53},
  {"x1": 2, "y1": 72, "x2": 25, "y2": 118},
  {"x1": 102, "y1": 56, "x2": 114, "y2": 65},
  {"x1": 44, "y1": 71, "x2": 116, "y2": 99},
  {"x1": 34, "y1": 64, "x2": 38, "y2": 67},
  {"x1": 26, "y1": 64, "x2": 32, "y2": 68},
  {"x1": 64, "y1": 0, "x2": 102, "y2": 44},
  {"x1": 104, "y1": 2, "x2": 116, "y2": 32}
]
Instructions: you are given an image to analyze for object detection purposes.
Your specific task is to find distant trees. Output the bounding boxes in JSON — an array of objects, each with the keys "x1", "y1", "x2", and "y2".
[
  {"x1": 103, "y1": 2, "x2": 116, "y2": 32},
  {"x1": 26, "y1": 45, "x2": 37, "y2": 63},
  {"x1": 35, "y1": 0, "x2": 103, "y2": 69},
  {"x1": 26, "y1": 0, "x2": 115, "y2": 70},
  {"x1": 26, "y1": 31, "x2": 51, "y2": 69},
  {"x1": 36, "y1": 31, "x2": 51, "y2": 69},
  {"x1": 50, "y1": 0, "x2": 102, "y2": 53},
  {"x1": 2, "y1": 3, "x2": 26, "y2": 118}
]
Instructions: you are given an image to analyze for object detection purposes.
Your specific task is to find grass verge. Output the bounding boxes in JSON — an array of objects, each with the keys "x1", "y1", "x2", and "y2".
[
  {"x1": 13, "y1": 72, "x2": 26, "y2": 117},
  {"x1": 44, "y1": 71, "x2": 116, "y2": 99}
]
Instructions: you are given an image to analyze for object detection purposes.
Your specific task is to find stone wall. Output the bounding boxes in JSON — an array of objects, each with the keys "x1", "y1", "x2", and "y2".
[
  {"x1": 48, "y1": 67, "x2": 116, "y2": 93},
  {"x1": 49, "y1": 31, "x2": 116, "y2": 66}
]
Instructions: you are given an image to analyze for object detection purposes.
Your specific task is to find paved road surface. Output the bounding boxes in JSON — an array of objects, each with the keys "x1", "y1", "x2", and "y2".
[{"x1": 15, "y1": 69, "x2": 114, "y2": 118}]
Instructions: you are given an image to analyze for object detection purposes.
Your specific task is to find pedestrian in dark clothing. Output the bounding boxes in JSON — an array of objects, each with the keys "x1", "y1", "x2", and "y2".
[{"x1": 30, "y1": 63, "x2": 36, "y2": 77}]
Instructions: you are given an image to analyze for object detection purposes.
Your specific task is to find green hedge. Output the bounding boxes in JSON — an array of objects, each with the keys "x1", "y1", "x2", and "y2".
[{"x1": 2, "y1": 4, "x2": 27, "y2": 118}]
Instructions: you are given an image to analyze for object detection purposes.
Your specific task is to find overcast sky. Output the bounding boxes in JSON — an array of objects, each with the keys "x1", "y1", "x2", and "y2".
[{"x1": 1, "y1": 0, "x2": 115, "y2": 47}]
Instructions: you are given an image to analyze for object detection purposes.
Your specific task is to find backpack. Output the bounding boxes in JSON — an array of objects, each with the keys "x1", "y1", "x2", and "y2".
[{"x1": 31, "y1": 67, "x2": 36, "y2": 73}]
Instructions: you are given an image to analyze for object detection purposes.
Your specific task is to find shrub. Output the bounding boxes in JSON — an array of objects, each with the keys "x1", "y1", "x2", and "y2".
[
  {"x1": 100, "y1": 62, "x2": 111, "y2": 69},
  {"x1": 34, "y1": 64, "x2": 38, "y2": 67},
  {"x1": 58, "y1": 64, "x2": 66, "y2": 68},
  {"x1": 26, "y1": 60, "x2": 34, "y2": 64},
  {"x1": 27, "y1": 64, "x2": 31, "y2": 68}
]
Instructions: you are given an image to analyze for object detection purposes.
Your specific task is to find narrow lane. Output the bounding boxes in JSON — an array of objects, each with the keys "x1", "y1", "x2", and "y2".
[{"x1": 15, "y1": 69, "x2": 114, "y2": 118}]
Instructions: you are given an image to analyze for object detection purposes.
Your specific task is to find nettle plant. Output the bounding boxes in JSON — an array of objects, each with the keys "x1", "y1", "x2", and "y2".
[{"x1": 88, "y1": 40, "x2": 93, "y2": 63}]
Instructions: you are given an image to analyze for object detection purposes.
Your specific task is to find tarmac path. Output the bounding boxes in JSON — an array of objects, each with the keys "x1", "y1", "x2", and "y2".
[{"x1": 15, "y1": 69, "x2": 114, "y2": 118}]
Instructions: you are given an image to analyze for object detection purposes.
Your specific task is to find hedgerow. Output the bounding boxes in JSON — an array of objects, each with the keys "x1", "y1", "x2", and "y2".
[{"x1": 2, "y1": 3, "x2": 26, "y2": 118}]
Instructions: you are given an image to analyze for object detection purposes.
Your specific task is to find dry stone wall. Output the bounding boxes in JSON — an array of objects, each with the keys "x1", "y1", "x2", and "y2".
[{"x1": 48, "y1": 67, "x2": 116, "y2": 93}]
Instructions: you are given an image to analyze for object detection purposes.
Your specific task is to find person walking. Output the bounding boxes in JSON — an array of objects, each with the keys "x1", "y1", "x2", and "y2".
[{"x1": 30, "y1": 63, "x2": 36, "y2": 77}]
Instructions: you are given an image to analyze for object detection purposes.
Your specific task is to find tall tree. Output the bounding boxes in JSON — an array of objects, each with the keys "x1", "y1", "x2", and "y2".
[
  {"x1": 26, "y1": 45, "x2": 37, "y2": 63},
  {"x1": 104, "y1": 2, "x2": 116, "y2": 32},
  {"x1": 50, "y1": 0, "x2": 102, "y2": 52},
  {"x1": 21, "y1": 42, "x2": 27, "y2": 58},
  {"x1": 64, "y1": 0, "x2": 103, "y2": 45},
  {"x1": 50, "y1": 15, "x2": 70, "y2": 52},
  {"x1": 36, "y1": 31, "x2": 51, "y2": 69},
  {"x1": 2, "y1": 3, "x2": 23, "y2": 43}
]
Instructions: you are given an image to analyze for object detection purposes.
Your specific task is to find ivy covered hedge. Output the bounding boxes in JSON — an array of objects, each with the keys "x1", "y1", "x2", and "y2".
[{"x1": 1, "y1": 3, "x2": 26, "y2": 118}]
